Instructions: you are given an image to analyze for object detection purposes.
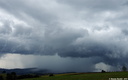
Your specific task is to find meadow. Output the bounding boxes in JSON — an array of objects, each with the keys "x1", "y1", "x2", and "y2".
[{"x1": 21, "y1": 72, "x2": 128, "y2": 80}]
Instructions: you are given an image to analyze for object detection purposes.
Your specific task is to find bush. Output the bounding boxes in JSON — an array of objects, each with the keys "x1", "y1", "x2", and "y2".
[
  {"x1": 17, "y1": 74, "x2": 40, "y2": 79},
  {"x1": 49, "y1": 74, "x2": 54, "y2": 77},
  {"x1": 101, "y1": 70, "x2": 106, "y2": 73},
  {"x1": 6, "y1": 72, "x2": 17, "y2": 80},
  {"x1": 0, "y1": 75, "x2": 4, "y2": 80}
]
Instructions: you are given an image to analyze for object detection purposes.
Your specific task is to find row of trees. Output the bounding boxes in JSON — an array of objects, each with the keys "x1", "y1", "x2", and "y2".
[
  {"x1": 0, "y1": 71, "x2": 40, "y2": 80},
  {"x1": 0, "y1": 72, "x2": 16, "y2": 80},
  {"x1": 102, "y1": 66, "x2": 127, "y2": 73}
]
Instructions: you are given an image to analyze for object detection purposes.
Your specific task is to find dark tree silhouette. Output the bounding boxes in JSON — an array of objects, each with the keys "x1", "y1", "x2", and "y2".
[
  {"x1": 17, "y1": 74, "x2": 40, "y2": 79},
  {"x1": 11, "y1": 72, "x2": 16, "y2": 75},
  {"x1": 122, "y1": 66, "x2": 127, "y2": 71},
  {"x1": 11, "y1": 72, "x2": 17, "y2": 80},
  {"x1": 6, "y1": 72, "x2": 17, "y2": 80},
  {"x1": 6, "y1": 73, "x2": 13, "y2": 80},
  {"x1": 0, "y1": 76, "x2": 4, "y2": 80},
  {"x1": 101, "y1": 70, "x2": 106, "y2": 73},
  {"x1": 2, "y1": 71, "x2": 6, "y2": 73},
  {"x1": 49, "y1": 74, "x2": 54, "y2": 77}
]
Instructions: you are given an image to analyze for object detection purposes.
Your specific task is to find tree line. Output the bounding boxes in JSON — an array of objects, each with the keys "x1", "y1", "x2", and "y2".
[{"x1": 0, "y1": 71, "x2": 40, "y2": 80}]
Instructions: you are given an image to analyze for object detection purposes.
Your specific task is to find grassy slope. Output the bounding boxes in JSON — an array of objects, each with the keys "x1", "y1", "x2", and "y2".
[
  {"x1": 21, "y1": 72, "x2": 128, "y2": 80},
  {"x1": 0, "y1": 73, "x2": 6, "y2": 80}
]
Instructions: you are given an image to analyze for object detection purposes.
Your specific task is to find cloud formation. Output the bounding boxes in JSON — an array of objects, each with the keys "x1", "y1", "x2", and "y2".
[
  {"x1": 0, "y1": 0, "x2": 128, "y2": 72},
  {"x1": 0, "y1": 53, "x2": 102, "y2": 72}
]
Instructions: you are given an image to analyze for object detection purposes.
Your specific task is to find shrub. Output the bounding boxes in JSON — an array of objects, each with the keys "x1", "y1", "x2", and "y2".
[
  {"x1": 49, "y1": 74, "x2": 54, "y2": 77},
  {"x1": 101, "y1": 70, "x2": 106, "y2": 73}
]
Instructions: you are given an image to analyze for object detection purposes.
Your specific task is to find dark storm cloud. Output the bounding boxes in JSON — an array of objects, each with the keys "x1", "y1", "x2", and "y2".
[
  {"x1": 0, "y1": 0, "x2": 128, "y2": 71},
  {"x1": 0, "y1": 0, "x2": 57, "y2": 28}
]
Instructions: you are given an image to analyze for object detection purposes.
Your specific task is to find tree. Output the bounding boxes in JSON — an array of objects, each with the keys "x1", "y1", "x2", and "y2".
[
  {"x1": 6, "y1": 72, "x2": 17, "y2": 80},
  {"x1": 2, "y1": 71, "x2": 6, "y2": 73},
  {"x1": 6, "y1": 73, "x2": 13, "y2": 80},
  {"x1": 49, "y1": 74, "x2": 54, "y2": 77},
  {"x1": 0, "y1": 76, "x2": 4, "y2": 80},
  {"x1": 122, "y1": 66, "x2": 127, "y2": 72},
  {"x1": 101, "y1": 70, "x2": 106, "y2": 73},
  {"x1": 11, "y1": 72, "x2": 17, "y2": 80}
]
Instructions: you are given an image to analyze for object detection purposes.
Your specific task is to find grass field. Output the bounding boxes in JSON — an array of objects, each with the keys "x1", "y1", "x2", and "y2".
[{"x1": 21, "y1": 72, "x2": 128, "y2": 80}]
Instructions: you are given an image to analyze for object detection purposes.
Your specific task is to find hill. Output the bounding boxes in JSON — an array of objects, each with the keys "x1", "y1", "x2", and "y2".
[
  {"x1": 0, "y1": 68, "x2": 49, "y2": 75},
  {"x1": 21, "y1": 72, "x2": 128, "y2": 80}
]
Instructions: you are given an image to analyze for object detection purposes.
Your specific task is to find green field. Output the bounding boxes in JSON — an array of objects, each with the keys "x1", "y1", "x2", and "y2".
[{"x1": 21, "y1": 72, "x2": 128, "y2": 80}]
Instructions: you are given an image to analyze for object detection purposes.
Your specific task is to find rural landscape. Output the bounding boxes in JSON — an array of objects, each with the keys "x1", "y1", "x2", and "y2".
[
  {"x1": 0, "y1": 71, "x2": 128, "y2": 80},
  {"x1": 1, "y1": 0, "x2": 128, "y2": 80},
  {"x1": 0, "y1": 66, "x2": 128, "y2": 80}
]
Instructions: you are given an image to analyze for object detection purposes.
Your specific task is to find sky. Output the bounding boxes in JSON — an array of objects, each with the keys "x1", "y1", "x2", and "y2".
[{"x1": 0, "y1": 0, "x2": 128, "y2": 72}]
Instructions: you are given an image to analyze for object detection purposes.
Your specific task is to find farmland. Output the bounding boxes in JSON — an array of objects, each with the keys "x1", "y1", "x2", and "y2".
[{"x1": 21, "y1": 72, "x2": 128, "y2": 80}]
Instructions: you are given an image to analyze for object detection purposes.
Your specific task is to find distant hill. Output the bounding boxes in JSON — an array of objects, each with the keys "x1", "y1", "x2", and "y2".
[{"x1": 0, "y1": 68, "x2": 50, "y2": 75}]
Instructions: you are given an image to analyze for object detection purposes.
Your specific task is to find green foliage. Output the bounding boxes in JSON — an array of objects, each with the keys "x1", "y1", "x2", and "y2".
[
  {"x1": 2, "y1": 71, "x2": 6, "y2": 74},
  {"x1": 0, "y1": 73, "x2": 6, "y2": 80},
  {"x1": 0, "y1": 75, "x2": 4, "y2": 80},
  {"x1": 17, "y1": 74, "x2": 40, "y2": 79},
  {"x1": 21, "y1": 72, "x2": 128, "y2": 80},
  {"x1": 0, "y1": 72, "x2": 17, "y2": 80},
  {"x1": 49, "y1": 74, "x2": 54, "y2": 77}
]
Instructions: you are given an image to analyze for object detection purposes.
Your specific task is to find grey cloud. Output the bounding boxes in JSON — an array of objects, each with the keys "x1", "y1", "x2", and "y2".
[
  {"x1": 12, "y1": 25, "x2": 32, "y2": 37},
  {"x1": 57, "y1": 0, "x2": 125, "y2": 11},
  {"x1": 0, "y1": 20, "x2": 12, "y2": 34},
  {"x1": 0, "y1": 18, "x2": 88, "y2": 56},
  {"x1": 122, "y1": 29, "x2": 128, "y2": 35},
  {"x1": 0, "y1": 0, "x2": 128, "y2": 72},
  {"x1": 0, "y1": 0, "x2": 57, "y2": 26},
  {"x1": 0, "y1": 54, "x2": 103, "y2": 72},
  {"x1": 123, "y1": 1, "x2": 128, "y2": 6}
]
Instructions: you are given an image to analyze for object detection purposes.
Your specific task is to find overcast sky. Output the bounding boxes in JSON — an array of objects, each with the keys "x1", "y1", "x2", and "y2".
[{"x1": 0, "y1": 0, "x2": 128, "y2": 72}]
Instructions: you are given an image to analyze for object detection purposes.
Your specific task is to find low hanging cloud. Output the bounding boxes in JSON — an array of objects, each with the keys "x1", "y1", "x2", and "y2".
[
  {"x1": 0, "y1": 53, "x2": 102, "y2": 72},
  {"x1": 0, "y1": 0, "x2": 128, "y2": 71}
]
